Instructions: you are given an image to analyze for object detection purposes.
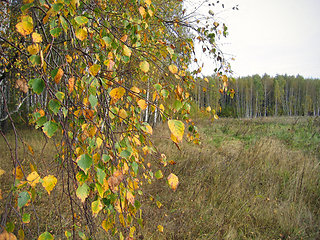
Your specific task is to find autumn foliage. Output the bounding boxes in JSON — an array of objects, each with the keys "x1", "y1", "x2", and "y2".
[{"x1": 0, "y1": 0, "x2": 232, "y2": 238}]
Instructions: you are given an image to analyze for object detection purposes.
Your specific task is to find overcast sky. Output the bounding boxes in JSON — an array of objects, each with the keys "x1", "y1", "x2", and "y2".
[{"x1": 192, "y1": 0, "x2": 320, "y2": 78}]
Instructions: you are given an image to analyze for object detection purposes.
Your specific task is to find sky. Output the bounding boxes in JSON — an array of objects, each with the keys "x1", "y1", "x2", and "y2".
[{"x1": 191, "y1": 0, "x2": 320, "y2": 78}]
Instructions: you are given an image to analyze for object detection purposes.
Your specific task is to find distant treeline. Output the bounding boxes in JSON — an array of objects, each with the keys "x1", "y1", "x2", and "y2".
[{"x1": 192, "y1": 74, "x2": 320, "y2": 118}]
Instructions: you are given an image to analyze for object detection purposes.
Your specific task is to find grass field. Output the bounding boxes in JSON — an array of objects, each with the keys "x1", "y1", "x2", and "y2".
[{"x1": 1, "y1": 116, "x2": 320, "y2": 239}]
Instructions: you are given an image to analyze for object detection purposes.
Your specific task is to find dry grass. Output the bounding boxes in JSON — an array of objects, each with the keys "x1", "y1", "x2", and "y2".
[
  {"x1": 1, "y1": 117, "x2": 320, "y2": 239},
  {"x1": 139, "y1": 117, "x2": 320, "y2": 239}
]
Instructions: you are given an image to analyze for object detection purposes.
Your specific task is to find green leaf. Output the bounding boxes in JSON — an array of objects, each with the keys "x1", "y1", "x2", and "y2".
[
  {"x1": 154, "y1": 83, "x2": 162, "y2": 92},
  {"x1": 49, "y1": 100, "x2": 61, "y2": 115},
  {"x1": 96, "y1": 168, "x2": 106, "y2": 185},
  {"x1": 60, "y1": 16, "x2": 68, "y2": 32},
  {"x1": 51, "y1": 68, "x2": 58, "y2": 78},
  {"x1": 74, "y1": 16, "x2": 89, "y2": 26},
  {"x1": 173, "y1": 100, "x2": 183, "y2": 112},
  {"x1": 96, "y1": 183, "x2": 104, "y2": 198},
  {"x1": 62, "y1": 107, "x2": 68, "y2": 117},
  {"x1": 78, "y1": 231, "x2": 86, "y2": 240},
  {"x1": 56, "y1": 91, "x2": 65, "y2": 101},
  {"x1": 131, "y1": 161, "x2": 138, "y2": 175},
  {"x1": 102, "y1": 36, "x2": 112, "y2": 45},
  {"x1": 76, "y1": 171, "x2": 89, "y2": 184},
  {"x1": 102, "y1": 154, "x2": 110, "y2": 163},
  {"x1": 50, "y1": 27, "x2": 62, "y2": 37},
  {"x1": 18, "y1": 191, "x2": 30, "y2": 208},
  {"x1": 76, "y1": 183, "x2": 89, "y2": 203},
  {"x1": 6, "y1": 222, "x2": 14, "y2": 232},
  {"x1": 120, "y1": 149, "x2": 131, "y2": 159},
  {"x1": 134, "y1": 199, "x2": 141, "y2": 209},
  {"x1": 65, "y1": 231, "x2": 72, "y2": 239},
  {"x1": 43, "y1": 121, "x2": 58, "y2": 138},
  {"x1": 155, "y1": 170, "x2": 163, "y2": 179},
  {"x1": 160, "y1": 89, "x2": 169, "y2": 98},
  {"x1": 21, "y1": 3, "x2": 34, "y2": 14},
  {"x1": 36, "y1": 116, "x2": 47, "y2": 128},
  {"x1": 29, "y1": 55, "x2": 41, "y2": 66},
  {"x1": 89, "y1": 94, "x2": 98, "y2": 108},
  {"x1": 52, "y1": 3, "x2": 63, "y2": 12},
  {"x1": 22, "y1": 213, "x2": 31, "y2": 223},
  {"x1": 29, "y1": 78, "x2": 44, "y2": 94},
  {"x1": 38, "y1": 231, "x2": 54, "y2": 240},
  {"x1": 77, "y1": 154, "x2": 93, "y2": 174},
  {"x1": 168, "y1": 120, "x2": 185, "y2": 143},
  {"x1": 92, "y1": 199, "x2": 103, "y2": 215}
]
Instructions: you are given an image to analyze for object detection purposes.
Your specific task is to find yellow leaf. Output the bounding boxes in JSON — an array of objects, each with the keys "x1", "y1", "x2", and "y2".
[
  {"x1": 126, "y1": 190, "x2": 135, "y2": 205},
  {"x1": 96, "y1": 137, "x2": 103, "y2": 148},
  {"x1": 54, "y1": 68, "x2": 64, "y2": 84},
  {"x1": 138, "y1": 6, "x2": 146, "y2": 18},
  {"x1": 32, "y1": 32, "x2": 42, "y2": 43},
  {"x1": 123, "y1": 45, "x2": 132, "y2": 57},
  {"x1": 89, "y1": 64, "x2": 101, "y2": 76},
  {"x1": 137, "y1": 99, "x2": 147, "y2": 110},
  {"x1": 159, "y1": 104, "x2": 165, "y2": 112},
  {"x1": 148, "y1": 9, "x2": 154, "y2": 17},
  {"x1": 118, "y1": 109, "x2": 127, "y2": 123},
  {"x1": 110, "y1": 87, "x2": 125, "y2": 100},
  {"x1": 157, "y1": 225, "x2": 164, "y2": 233},
  {"x1": 0, "y1": 169, "x2": 5, "y2": 176},
  {"x1": 145, "y1": 0, "x2": 151, "y2": 5},
  {"x1": 27, "y1": 44, "x2": 39, "y2": 55},
  {"x1": 102, "y1": 219, "x2": 114, "y2": 233},
  {"x1": 16, "y1": 21, "x2": 33, "y2": 36},
  {"x1": 204, "y1": 77, "x2": 209, "y2": 82},
  {"x1": 42, "y1": 175, "x2": 57, "y2": 195},
  {"x1": 66, "y1": 55, "x2": 72, "y2": 63},
  {"x1": 27, "y1": 171, "x2": 40, "y2": 188},
  {"x1": 167, "y1": 173, "x2": 179, "y2": 191},
  {"x1": 139, "y1": 61, "x2": 149, "y2": 73},
  {"x1": 13, "y1": 166, "x2": 24, "y2": 180},
  {"x1": 170, "y1": 133, "x2": 178, "y2": 144},
  {"x1": 206, "y1": 106, "x2": 211, "y2": 112},
  {"x1": 168, "y1": 64, "x2": 178, "y2": 74},
  {"x1": 221, "y1": 74, "x2": 228, "y2": 82},
  {"x1": 168, "y1": 120, "x2": 185, "y2": 143},
  {"x1": 114, "y1": 199, "x2": 122, "y2": 213},
  {"x1": 76, "y1": 28, "x2": 87, "y2": 41}
]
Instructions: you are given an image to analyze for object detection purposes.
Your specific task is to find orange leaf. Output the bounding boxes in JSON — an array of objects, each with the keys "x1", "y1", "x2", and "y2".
[
  {"x1": 167, "y1": 173, "x2": 179, "y2": 191},
  {"x1": 137, "y1": 99, "x2": 147, "y2": 110},
  {"x1": 54, "y1": 68, "x2": 64, "y2": 84}
]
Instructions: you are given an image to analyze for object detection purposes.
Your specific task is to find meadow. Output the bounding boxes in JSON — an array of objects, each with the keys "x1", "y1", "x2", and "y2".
[{"x1": 1, "y1": 116, "x2": 320, "y2": 239}]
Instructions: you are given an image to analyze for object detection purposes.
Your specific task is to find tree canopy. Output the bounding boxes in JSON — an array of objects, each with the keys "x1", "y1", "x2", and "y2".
[{"x1": 0, "y1": 0, "x2": 234, "y2": 238}]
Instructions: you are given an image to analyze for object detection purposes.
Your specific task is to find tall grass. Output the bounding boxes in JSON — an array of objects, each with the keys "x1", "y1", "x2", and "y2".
[
  {"x1": 140, "y1": 117, "x2": 320, "y2": 239},
  {"x1": 1, "y1": 117, "x2": 320, "y2": 239}
]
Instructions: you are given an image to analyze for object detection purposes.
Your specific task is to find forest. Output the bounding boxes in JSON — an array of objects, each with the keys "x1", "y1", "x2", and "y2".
[{"x1": 193, "y1": 74, "x2": 320, "y2": 118}]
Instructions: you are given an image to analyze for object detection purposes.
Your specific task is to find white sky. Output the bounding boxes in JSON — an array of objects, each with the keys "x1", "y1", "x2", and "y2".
[{"x1": 193, "y1": 0, "x2": 320, "y2": 78}]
